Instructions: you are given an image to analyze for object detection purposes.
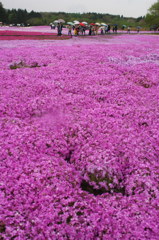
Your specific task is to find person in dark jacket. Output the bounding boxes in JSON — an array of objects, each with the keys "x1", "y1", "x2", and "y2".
[
  {"x1": 57, "y1": 23, "x2": 62, "y2": 36},
  {"x1": 89, "y1": 26, "x2": 92, "y2": 35},
  {"x1": 106, "y1": 25, "x2": 111, "y2": 33}
]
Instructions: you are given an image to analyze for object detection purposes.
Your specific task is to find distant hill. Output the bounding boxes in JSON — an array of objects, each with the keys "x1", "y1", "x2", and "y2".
[
  {"x1": 0, "y1": 1, "x2": 147, "y2": 28},
  {"x1": 41, "y1": 12, "x2": 146, "y2": 28}
]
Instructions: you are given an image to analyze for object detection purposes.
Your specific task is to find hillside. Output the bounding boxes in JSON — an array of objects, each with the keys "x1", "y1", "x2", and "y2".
[{"x1": 41, "y1": 12, "x2": 145, "y2": 28}]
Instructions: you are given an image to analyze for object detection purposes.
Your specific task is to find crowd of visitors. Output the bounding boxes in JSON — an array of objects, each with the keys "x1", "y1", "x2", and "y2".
[{"x1": 50, "y1": 20, "x2": 141, "y2": 36}]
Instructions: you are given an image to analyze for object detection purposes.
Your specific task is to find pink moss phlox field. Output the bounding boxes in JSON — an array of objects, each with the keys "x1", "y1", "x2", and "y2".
[
  {"x1": 0, "y1": 34, "x2": 159, "y2": 239},
  {"x1": 0, "y1": 26, "x2": 71, "y2": 40},
  {"x1": 0, "y1": 30, "x2": 56, "y2": 36}
]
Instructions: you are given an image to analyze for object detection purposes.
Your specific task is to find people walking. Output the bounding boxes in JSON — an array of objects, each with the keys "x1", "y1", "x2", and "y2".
[
  {"x1": 57, "y1": 23, "x2": 62, "y2": 36},
  {"x1": 136, "y1": 26, "x2": 140, "y2": 33},
  {"x1": 106, "y1": 25, "x2": 111, "y2": 33},
  {"x1": 89, "y1": 26, "x2": 92, "y2": 35},
  {"x1": 114, "y1": 25, "x2": 118, "y2": 33},
  {"x1": 83, "y1": 27, "x2": 86, "y2": 35},
  {"x1": 68, "y1": 25, "x2": 72, "y2": 36},
  {"x1": 127, "y1": 26, "x2": 131, "y2": 34},
  {"x1": 100, "y1": 27, "x2": 104, "y2": 35}
]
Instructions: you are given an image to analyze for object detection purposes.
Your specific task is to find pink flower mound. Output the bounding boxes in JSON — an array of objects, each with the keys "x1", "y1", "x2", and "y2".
[
  {"x1": 0, "y1": 27, "x2": 70, "y2": 40},
  {"x1": 0, "y1": 30, "x2": 56, "y2": 36},
  {"x1": 0, "y1": 34, "x2": 159, "y2": 239}
]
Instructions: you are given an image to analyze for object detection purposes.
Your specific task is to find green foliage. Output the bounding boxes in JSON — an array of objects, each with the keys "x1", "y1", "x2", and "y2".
[
  {"x1": 27, "y1": 17, "x2": 43, "y2": 26},
  {"x1": 0, "y1": 3, "x2": 42, "y2": 25},
  {"x1": 145, "y1": 0, "x2": 159, "y2": 27},
  {"x1": 41, "y1": 12, "x2": 146, "y2": 28},
  {"x1": 8, "y1": 10, "x2": 18, "y2": 24},
  {"x1": 0, "y1": 1, "x2": 148, "y2": 28},
  {"x1": 28, "y1": 10, "x2": 42, "y2": 19},
  {"x1": 0, "y1": 2, "x2": 7, "y2": 22},
  {"x1": 148, "y1": 0, "x2": 159, "y2": 15},
  {"x1": 136, "y1": 16, "x2": 143, "y2": 22}
]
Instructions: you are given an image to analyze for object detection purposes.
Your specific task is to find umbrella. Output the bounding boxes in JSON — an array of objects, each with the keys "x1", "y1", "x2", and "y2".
[
  {"x1": 54, "y1": 20, "x2": 59, "y2": 24},
  {"x1": 95, "y1": 23, "x2": 100, "y2": 26},
  {"x1": 79, "y1": 23, "x2": 85, "y2": 26},
  {"x1": 82, "y1": 21, "x2": 88, "y2": 25},
  {"x1": 73, "y1": 20, "x2": 80, "y2": 25},
  {"x1": 90, "y1": 23, "x2": 96, "y2": 26},
  {"x1": 57, "y1": 19, "x2": 65, "y2": 23},
  {"x1": 101, "y1": 23, "x2": 107, "y2": 26},
  {"x1": 67, "y1": 22, "x2": 74, "y2": 25}
]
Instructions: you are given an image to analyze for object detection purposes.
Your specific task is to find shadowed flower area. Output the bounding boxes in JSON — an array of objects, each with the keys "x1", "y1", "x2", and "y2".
[{"x1": 0, "y1": 33, "x2": 159, "y2": 239}]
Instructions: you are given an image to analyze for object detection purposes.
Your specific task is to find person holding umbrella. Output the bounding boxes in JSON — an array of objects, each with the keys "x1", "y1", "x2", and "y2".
[
  {"x1": 106, "y1": 24, "x2": 110, "y2": 33},
  {"x1": 79, "y1": 23, "x2": 86, "y2": 35},
  {"x1": 114, "y1": 24, "x2": 118, "y2": 33},
  {"x1": 57, "y1": 23, "x2": 62, "y2": 36},
  {"x1": 89, "y1": 23, "x2": 95, "y2": 35},
  {"x1": 74, "y1": 25, "x2": 80, "y2": 36},
  {"x1": 89, "y1": 25, "x2": 92, "y2": 35},
  {"x1": 67, "y1": 22, "x2": 73, "y2": 36},
  {"x1": 68, "y1": 25, "x2": 72, "y2": 36},
  {"x1": 83, "y1": 26, "x2": 86, "y2": 35},
  {"x1": 73, "y1": 21, "x2": 80, "y2": 36},
  {"x1": 122, "y1": 25, "x2": 127, "y2": 31},
  {"x1": 100, "y1": 26, "x2": 104, "y2": 35},
  {"x1": 57, "y1": 19, "x2": 65, "y2": 36},
  {"x1": 127, "y1": 26, "x2": 131, "y2": 34},
  {"x1": 95, "y1": 23, "x2": 100, "y2": 35},
  {"x1": 136, "y1": 26, "x2": 141, "y2": 33}
]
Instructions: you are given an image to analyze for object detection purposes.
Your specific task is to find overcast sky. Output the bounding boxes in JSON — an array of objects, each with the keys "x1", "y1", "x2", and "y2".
[{"x1": 2, "y1": 0, "x2": 156, "y2": 18}]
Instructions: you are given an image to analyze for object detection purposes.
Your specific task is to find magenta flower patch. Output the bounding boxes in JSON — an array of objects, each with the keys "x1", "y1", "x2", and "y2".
[{"x1": 0, "y1": 33, "x2": 159, "y2": 239}]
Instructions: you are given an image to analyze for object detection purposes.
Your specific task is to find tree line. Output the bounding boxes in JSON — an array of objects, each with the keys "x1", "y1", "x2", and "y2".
[
  {"x1": 0, "y1": 2, "x2": 42, "y2": 25},
  {"x1": 145, "y1": 0, "x2": 159, "y2": 29},
  {"x1": 0, "y1": 1, "x2": 159, "y2": 28}
]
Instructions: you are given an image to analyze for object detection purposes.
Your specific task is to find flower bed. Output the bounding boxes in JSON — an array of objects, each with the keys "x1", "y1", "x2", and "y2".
[
  {"x1": 0, "y1": 35, "x2": 71, "y2": 40},
  {"x1": 0, "y1": 34, "x2": 159, "y2": 239},
  {"x1": 0, "y1": 29, "x2": 71, "y2": 40},
  {"x1": 0, "y1": 30, "x2": 56, "y2": 35}
]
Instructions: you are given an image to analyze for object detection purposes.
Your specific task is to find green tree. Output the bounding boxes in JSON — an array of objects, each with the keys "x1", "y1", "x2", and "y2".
[
  {"x1": 145, "y1": 0, "x2": 159, "y2": 27},
  {"x1": 8, "y1": 10, "x2": 18, "y2": 24},
  {"x1": 28, "y1": 10, "x2": 42, "y2": 19},
  {"x1": 27, "y1": 17, "x2": 43, "y2": 26},
  {"x1": 16, "y1": 9, "x2": 28, "y2": 24},
  {"x1": 0, "y1": 2, "x2": 7, "y2": 22}
]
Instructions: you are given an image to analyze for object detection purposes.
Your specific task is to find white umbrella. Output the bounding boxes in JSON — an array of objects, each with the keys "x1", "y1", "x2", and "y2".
[
  {"x1": 54, "y1": 20, "x2": 59, "y2": 24},
  {"x1": 57, "y1": 19, "x2": 65, "y2": 23},
  {"x1": 82, "y1": 21, "x2": 88, "y2": 25},
  {"x1": 101, "y1": 23, "x2": 107, "y2": 26},
  {"x1": 67, "y1": 22, "x2": 74, "y2": 25},
  {"x1": 95, "y1": 23, "x2": 100, "y2": 26},
  {"x1": 73, "y1": 20, "x2": 80, "y2": 24}
]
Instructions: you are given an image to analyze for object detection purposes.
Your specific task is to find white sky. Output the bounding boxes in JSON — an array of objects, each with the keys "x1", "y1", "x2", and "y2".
[{"x1": 2, "y1": 0, "x2": 156, "y2": 18}]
